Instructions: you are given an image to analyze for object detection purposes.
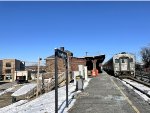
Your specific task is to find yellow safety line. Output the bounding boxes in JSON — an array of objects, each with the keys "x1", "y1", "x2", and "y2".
[{"x1": 108, "y1": 75, "x2": 140, "y2": 113}]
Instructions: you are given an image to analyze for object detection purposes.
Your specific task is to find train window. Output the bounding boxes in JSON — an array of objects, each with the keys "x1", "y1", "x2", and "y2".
[
  {"x1": 122, "y1": 59, "x2": 125, "y2": 63},
  {"x1": 121, "y1": 59, "x2": 127, "y2": 63},
  {"x1": 115, "y1": 59, "x2": 119, "y2": 63},
  {"x1": 130, "y1": 58, "x2": 133, "y2": 62}
]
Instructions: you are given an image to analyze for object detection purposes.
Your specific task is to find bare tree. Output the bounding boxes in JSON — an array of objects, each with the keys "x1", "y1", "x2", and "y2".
[{"x1": 140, "y1": 44, "x2": 150, "y2": 68}]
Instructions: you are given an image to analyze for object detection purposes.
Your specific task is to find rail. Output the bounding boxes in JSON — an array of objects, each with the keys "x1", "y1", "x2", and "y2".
[
  {"x1": 135, "y1": 71, "x2": 150, "y2": 83},
  {"x1": 118, "y1": 71, "x2": 150, "y2": 87}
]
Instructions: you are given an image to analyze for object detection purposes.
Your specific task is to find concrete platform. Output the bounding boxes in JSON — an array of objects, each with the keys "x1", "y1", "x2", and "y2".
[{"x1": 68, "y1": 72, "x2": 150, "y2": 113}]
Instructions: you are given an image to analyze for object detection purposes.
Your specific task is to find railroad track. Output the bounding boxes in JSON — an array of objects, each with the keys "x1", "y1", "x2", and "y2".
[
  {"x1": 117, "y1": 75, "x2": 150, "y2": 103},
  {"x1": 118, "y1": 75, "x2": 150, "y2": 87},
  {"x1": 121, "y1": 78, "x2": 150, "y2": 98}
]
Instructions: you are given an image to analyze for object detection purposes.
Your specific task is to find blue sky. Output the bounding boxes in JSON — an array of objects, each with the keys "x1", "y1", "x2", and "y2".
[{"x1": 0, "y1": 1, "x2": 150, "y2": 62}]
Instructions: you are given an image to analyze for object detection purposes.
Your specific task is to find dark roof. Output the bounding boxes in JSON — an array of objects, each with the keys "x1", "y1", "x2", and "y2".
[
  {"x1": 46, "y1": 55, "x2": 55, "y2": 59},
  {"x1": 85, "y1": 55, "x2": 105, "y2": 63}
]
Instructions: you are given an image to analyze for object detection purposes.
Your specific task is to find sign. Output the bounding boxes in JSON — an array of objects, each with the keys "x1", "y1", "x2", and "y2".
[
  {"x1": 55, "y1": 49, "x2": 67, "y2": 59},
  {"x1": 54, "y1": 48, "x2": 68, "y2": 113}
]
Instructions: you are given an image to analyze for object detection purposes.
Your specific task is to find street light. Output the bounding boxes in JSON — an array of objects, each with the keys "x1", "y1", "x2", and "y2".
[{"x1": 36, "y1": 57, "x2": 42, "y2": 97}]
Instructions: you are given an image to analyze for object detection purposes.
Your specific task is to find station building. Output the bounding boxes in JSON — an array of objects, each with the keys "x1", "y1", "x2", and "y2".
[{"x1": 45, "y1": 47, "x2": 105, "y2": 78}]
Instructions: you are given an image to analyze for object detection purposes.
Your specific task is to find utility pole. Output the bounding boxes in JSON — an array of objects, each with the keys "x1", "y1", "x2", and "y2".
[
  {"x1": 36, "y1": 57, "x2": 42, "y2": 97},
  {"x1": 67, "y1": 53, "x2": 70, "y2": 82},
  {"x1": 65, "y1": 57, "x2": 68, "y2": 107},
  {"x1": 55, "y1": 49, "x2": 58, "y2": 113}
]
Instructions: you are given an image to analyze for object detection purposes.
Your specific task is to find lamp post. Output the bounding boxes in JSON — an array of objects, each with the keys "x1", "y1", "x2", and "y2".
[{"x1": 36, "y1": 57, "x2": 42, "y2": 97}]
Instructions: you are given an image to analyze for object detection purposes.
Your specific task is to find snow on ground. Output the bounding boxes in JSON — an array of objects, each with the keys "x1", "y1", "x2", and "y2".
[
  {"x1": 0, "y1": 100, "x2": 28, "y2": 112},
  {"x1": 0, "y1": 78, "x2": 91, "y2": 113},
  {"x1": 0, "y1": 87, "x2": 15, "y2": 96},
  {"x1": 134, "y1": 90, "x2": 150, "y2": 102},
  {"x1": 11, "y1": 83, "x2": 37, "y2": 97},
  {"x1": 123, "y1": 79, "x2": 150, "y2": 92},
  {"x1": 122, "y1": 81, "x2": 133, "y2": 89},
  {"x1": 63, "y1": 78, "x2": 91, "y2": 113},
  {"x1": 122, "y1": 79, "x2": 150, "y2": 102}
]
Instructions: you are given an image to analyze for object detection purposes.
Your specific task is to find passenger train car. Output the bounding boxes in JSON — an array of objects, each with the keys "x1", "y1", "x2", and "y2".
[{"x1": 103, "y1": 52, "x2": 135, "y2": 77}]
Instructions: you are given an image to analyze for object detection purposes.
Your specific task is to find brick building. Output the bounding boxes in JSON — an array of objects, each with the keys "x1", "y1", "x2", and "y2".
[
  {"x1": 45, "y1": 47, "x2": 105, "y2": 78},
  {"x1": 45, "y1": 47, "x2": 73, "y2": 78},
  {"x1": 0, "y1": 59, "x2": 25, "y2": 82}
]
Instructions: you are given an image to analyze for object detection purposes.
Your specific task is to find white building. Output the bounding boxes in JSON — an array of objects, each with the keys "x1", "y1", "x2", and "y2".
[{"x1": 14, "y1": 70, "x2": 31, "y2": 81}]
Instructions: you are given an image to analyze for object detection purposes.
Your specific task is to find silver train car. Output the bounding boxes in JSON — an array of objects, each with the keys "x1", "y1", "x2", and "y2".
[{"x1": 103, "y1": 52, "x2": 135, "y2": 77}]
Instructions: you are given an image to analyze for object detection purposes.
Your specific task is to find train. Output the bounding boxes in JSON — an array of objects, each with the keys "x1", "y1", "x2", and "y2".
[{"x1": 103, "y1": 52, "x2": 135, "y2": 77}]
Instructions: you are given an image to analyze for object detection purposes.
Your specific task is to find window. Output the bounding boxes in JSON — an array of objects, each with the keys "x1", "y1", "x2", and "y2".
[
  {"x1": 0, "y1": 75, "x2": 4, "y2": 81},
  {"x1": 115, "y1": 59, "x2": 119, "y2": 63},
  {"x1": 130, "y1": 58, "x2": 133, "y2": 62},
  {"x1": 6, "y1": 75, "x2": 12, "y2": 80},
  {"x1": 122, "y1": 59, "x2": 125, "y2": 63},
  {"x1": 5, "y1": 69, "x2": 11, "y2": 73},
  {"x1": 121, "y1": 59, "x2": 127, "y2": 63},
  {"x1": 6, "y1": 63, "x2": 11, "y2": 67}
]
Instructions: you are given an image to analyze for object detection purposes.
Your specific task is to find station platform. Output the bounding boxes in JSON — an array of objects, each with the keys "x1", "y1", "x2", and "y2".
[{"x1": 68, "y1": 72, "x2": 150, "y2": 113}]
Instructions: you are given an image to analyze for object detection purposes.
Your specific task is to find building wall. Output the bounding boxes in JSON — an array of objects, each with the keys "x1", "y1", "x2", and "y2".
[
  {"x1": 1, "y1": 59, "x2": 25, "y2": 82},
  {"x1": 46, "y1": 57, "x2": 86, "y2": 75},
  {"x1": 14, "y1": 70, "x2": 30, "y2": 81},
  {"x1": 46, "y1": 58, "x2": 65, "y2": 73},
  {"x1": 46, "y1": 56, "x2": 105, "y2": 76},
  {"x1": 15, "y1": 60, "x2": 21, "y2": 70},
  {"x1": 70, "y1": 57, "x2": 86, "y2": 71},
  {"x1": 45, "y1": 47, "x2": 105, "y2": 78}
]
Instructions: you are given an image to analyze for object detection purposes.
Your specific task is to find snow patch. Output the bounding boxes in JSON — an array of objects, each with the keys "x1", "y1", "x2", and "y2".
[
  {"x1": 0, "y1": 78, "x2": 91, "y2": 113},
  {"x1": 134, "y1": 90, "x2": 150, "y2": 102},
  {"x1": 11, "y1": 83, "x2": 37, "y2": 97},
  {"x1": 122, "y1": 79, "x2": 150, "y2": 103},
  {"x1": 0, "y1": 87, "x2": 14, "y2": 96},
  {"x1": 0, "y1": 100, "x2": 28, "y2": 112}
]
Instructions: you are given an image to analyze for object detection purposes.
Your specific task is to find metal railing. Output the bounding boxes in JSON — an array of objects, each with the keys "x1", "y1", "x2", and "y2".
[{"x1": 45, "y1": 72, "x2": 66, "y2": 92}]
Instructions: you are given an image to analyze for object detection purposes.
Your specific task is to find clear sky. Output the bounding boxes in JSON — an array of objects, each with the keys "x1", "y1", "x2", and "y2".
[{"x1": 0, "y1": 1, "x2": 150, "y2": 63}]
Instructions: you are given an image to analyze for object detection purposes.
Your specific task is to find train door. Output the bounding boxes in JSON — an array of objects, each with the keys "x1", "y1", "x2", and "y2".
[{"x1": 119, "y1": 57, "x2": 129, "y2": 71}]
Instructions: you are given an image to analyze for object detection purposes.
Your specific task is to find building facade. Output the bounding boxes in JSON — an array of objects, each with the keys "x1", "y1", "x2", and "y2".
[
  {"x1": 45, "y1": 47, "x2": 105, "y2": 79},
  {"x1": 14, "y1": 70, "x2": 31, "y2": 82},
  {"x1": 0, "y1": 59, "x2": 25, "y2": 82}
]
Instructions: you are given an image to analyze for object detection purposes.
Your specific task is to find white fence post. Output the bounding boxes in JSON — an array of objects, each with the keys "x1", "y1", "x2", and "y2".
[
  {"x1": 78, "y1": 65, "x2": 84, "y2": 78},
  {"x1": 84, "y1": 66, "x2": 88, "y2": 80},
  {"x1": 73, "y1": 71, "x2": 80, "y2": 86}
]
